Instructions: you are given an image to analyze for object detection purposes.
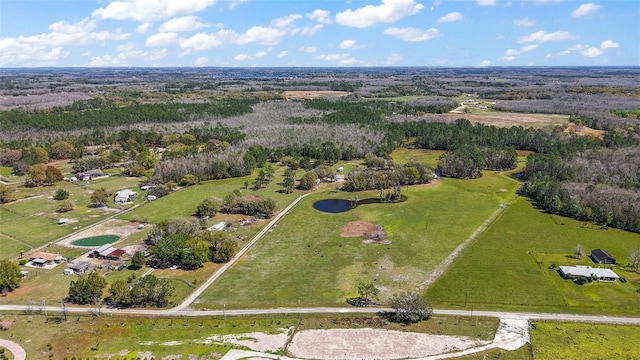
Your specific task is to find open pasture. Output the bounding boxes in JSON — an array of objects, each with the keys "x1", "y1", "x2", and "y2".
[
  {"x1": 427, "y1": 197, "x2": 640, "y2": 315},
  {"x1": 530, "y1": 321, "x2": 640, "y2": 360},
  {"x1": 196, "y1": 172, "x2": 520, "y2": 309},
  {"x1": 390, "y1": 148, "x2": 444, "y2": 168}
]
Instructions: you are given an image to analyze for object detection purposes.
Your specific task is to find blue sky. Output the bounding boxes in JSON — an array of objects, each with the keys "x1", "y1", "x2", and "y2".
[{"x1": 0, "y1": 0, "x2": 638, "y2": 67}]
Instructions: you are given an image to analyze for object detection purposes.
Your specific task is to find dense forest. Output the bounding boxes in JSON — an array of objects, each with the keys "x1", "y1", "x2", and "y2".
[{"x1": 1, "y1": 67, "x2": 639, "y2": 233}]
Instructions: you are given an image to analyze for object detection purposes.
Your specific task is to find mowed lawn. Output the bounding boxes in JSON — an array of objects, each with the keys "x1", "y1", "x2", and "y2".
[
  {"x1": 530, "y1": 322, "x2": 640, "y2": 360},
  {"x1": 0, "y1": 233, "x2": 30, "y2": 261},
  {"x1": 196, "y1": 172, "x2": 520, "y2": 309},
  {"x1": 426, "y1": 197, "x2": 640, "y2": 315}
]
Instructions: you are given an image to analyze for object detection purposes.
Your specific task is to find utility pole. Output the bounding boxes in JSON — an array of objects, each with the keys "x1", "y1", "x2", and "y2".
[
  {"x1": 223, "y1": 303, "x2": 226, "y2": 320},
  {"x1": 464, "y1": 288, "x2": 468, "y2": 308}
]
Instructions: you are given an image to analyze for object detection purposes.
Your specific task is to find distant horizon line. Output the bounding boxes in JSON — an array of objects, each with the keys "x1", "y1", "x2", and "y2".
[{"x1": 1, "y1": 65, "x2": 639, "y2": 70}]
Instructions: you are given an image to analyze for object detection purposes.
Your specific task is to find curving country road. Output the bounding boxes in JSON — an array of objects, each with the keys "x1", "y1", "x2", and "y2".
[{"x1": 0, "y1": 339, "x2": 26, "y2": 360}]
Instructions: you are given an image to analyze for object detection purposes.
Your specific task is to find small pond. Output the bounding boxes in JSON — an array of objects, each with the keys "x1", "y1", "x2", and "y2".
[
  {"x1": 313, "y1": 199, "x2": 353, "y2": 213},
  {"x1": 72, "y1": 234, "x2": 120, "y2": 246},
  {"x1": 313, "y1": 196, "x2": 407, "y2": 214}
]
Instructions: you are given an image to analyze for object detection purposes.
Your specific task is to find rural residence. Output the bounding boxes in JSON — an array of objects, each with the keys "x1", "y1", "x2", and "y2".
[
  {"x1": 558, "y1": 265, "x2": 619, "y2": 282},
  {"x1": 590, "y1": 249, "x2": 616, "y2": 264},
  {"x1": 114, "y1": 189, "x2": 137, "y2": 204},
  {"x1": 76, "y1": 169, "x2": 106, "y2": 181},
  {"x1": 28, "y1": 252, "x2": 66, "y2": 267}
]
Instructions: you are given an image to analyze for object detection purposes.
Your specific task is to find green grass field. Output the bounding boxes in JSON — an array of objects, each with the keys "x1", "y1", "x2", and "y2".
[
  {"x1": 530, "y1": 321, "x2": 640, "y2": 360},
  {"x1": 426, "y1": 197, "x2": 640, "y2": 315},
  {"x1": 121, "y1": 166, "x2": 301, "y2": 224},
  {"x1": 390, "y1": 148, "x2": 445, "y2": 168},
  {"x1": 196, "y1": 172, "x2": 520, "y2": 309},
  {"x1": 0, "y1": 233, "x2": 30, "y2": 261}
]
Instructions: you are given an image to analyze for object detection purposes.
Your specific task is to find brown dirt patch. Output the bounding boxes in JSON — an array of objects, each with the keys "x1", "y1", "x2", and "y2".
[
  {"x1": 287, "y1": 328, "x2": 488, "y2": 359},
  {"x1": 341, "y1": 221, "x2": 378, "y2": 237},
  {"x1": 563, "y1": 122, "x2": 605, "y2": 139},
  {"x1": 284, "y1": 90, "x2": 350, "y2": 100},
  {"x1": 439, "y1": 112, "x2": 568, "y2": 129},
  {"x1": 57, "y1": 219, "x2": 142, "y2": 247}
]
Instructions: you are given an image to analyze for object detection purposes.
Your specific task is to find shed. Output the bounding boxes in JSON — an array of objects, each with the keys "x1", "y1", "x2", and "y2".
[
  {"x1": 207, "y1": 221, "x2": 227, "y2": 231},
  {"x1": 63, "y1": 268, "x2": 74, "y2": 275},
  {"x1": 590, "y1": 249, "x2": 616, "y2": 264},
  {"x1": 69, "y1": 261, "x2": 90, "y2": 273}
]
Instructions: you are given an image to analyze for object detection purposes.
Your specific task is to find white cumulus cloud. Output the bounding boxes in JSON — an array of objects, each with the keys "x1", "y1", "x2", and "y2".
[
  {"x1": 307, "y1": 9, "x2": 332, "y2": 24},
  {"x1": 299, "y1": 46, "x2": 317, "y2": 53},
  {"x1": 195, "y1": 56, "x2": 208, "y2": 65},
  {"x1": 572, "y1": 3, "x2": 601, "y2": 18},
  {"x1": 137, "y1": 23, "x2": 152, "y2": 33},
  {"x1": 386, "y1": 53, "x2": 403, "y2": 65},
  {"x1": 514, "y1": 17, "x2": 536, "y2": 27},
  {"x1": 384, "y1": 27, "x2": 440, "y2": 42},
  {"x1": 580, "y1": 47, "x2": 603, "y2": 57},
  {"x1": 89, "y1": 43, "x2": 167, "y2": 66},
  {"x1": 600, "y1": 39, "x2": 619, "y2": 49},
  {"x1": 437, "y1": 12, "x2": 463, "y2": 23},
  {"x1": 476, "y1": 60, "x2": 491, "y2": 67},
  {"x1": 179, "y1": 30, "x2": 235, "y2": 50},
  {"x1": 339, "y1": 39, "x2": 357, "y2": 49},
  {"x1": 518, "y1": 30, "x2": 574, "y2": 43},
  {"x1": 335, "y1": 0, "x2": 424, "y2": 28},
  {"x1": 158, "y1": 16, "x2": 209, "y2": 32},
  {"x1": 145, "y1": 32, "x2": 178, "y2": 47},
  {"x1": 0, "y1": 17, "x2": 130, "y2": 66},
  {"x1": 477, "y1": 0, "x2": 496, "y2": 6},
  {"x1": 234, "y1": 53, "x2": 251, "y2": 61},
  {"x1": 92, "y1": 0, "x2": 218, "y2": 22},
  {"x1": 502, "y1": 44, "x2": 538, "y2": 61}
]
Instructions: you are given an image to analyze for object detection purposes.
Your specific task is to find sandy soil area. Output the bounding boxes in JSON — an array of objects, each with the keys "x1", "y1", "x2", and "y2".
[
  {"x1": 341, "y1": 221, "x2": 378, "y2": 237},
  {"x1": 287, "y1": 328, "x2": 489, "y2": 360},
  {"x1": 284, "y1": 90, "x2": 350, "y2": 100},
  {"x1": 57, "y1": 219, "x2": 143, "y2": 247},
  {"x1": 212, "y1": 328, "x2": 291, "y2": 352}
]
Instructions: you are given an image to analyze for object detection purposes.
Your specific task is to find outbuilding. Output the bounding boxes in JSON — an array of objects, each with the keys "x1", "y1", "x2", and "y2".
[{"x1": 590, "y1": 249, "x2": 616, "y2": 264}]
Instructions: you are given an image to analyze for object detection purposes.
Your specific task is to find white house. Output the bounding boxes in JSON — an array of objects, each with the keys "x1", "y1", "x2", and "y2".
[
  {"x1": 558, "y1": 265, "x2": 619, "y2": 281},
  {"x1": 114, "y1": 189, "x2": 137, "y2": 204}
]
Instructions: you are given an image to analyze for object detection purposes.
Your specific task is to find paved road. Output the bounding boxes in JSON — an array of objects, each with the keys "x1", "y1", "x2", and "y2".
[
  {"x1": 1, "y1": 304, "x2": 639, "y2": 325},
  {"x1": 0, "y1": 339, "x2": 26, "y2": 360}
]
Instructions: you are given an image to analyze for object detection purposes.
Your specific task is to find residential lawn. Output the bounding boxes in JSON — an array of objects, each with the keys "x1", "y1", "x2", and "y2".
[
  {"x1": 390, "y1": 148, "x2": 445, "y2": 168},
  {"x1": 0, "y1": 233, "x2": 30, "y2": 261},
  {"x1": 530, "y1": 322, "x2": 640, "y2": 360},
  {"x1": 454, "y1": 346, "x2": 533, "y2": 360},
  {"x1": 196, "y1": 172, "x2": 520, "y2": 309},
  {"x1": 426, "y1": 197, "x2": 640, "y2": 315},
  {"x1": 120, "y1": 165, "x2": 301, "y2": 224},
  {"x1": 0, "y1": 201, "x2": 113, "y2": 250}
]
